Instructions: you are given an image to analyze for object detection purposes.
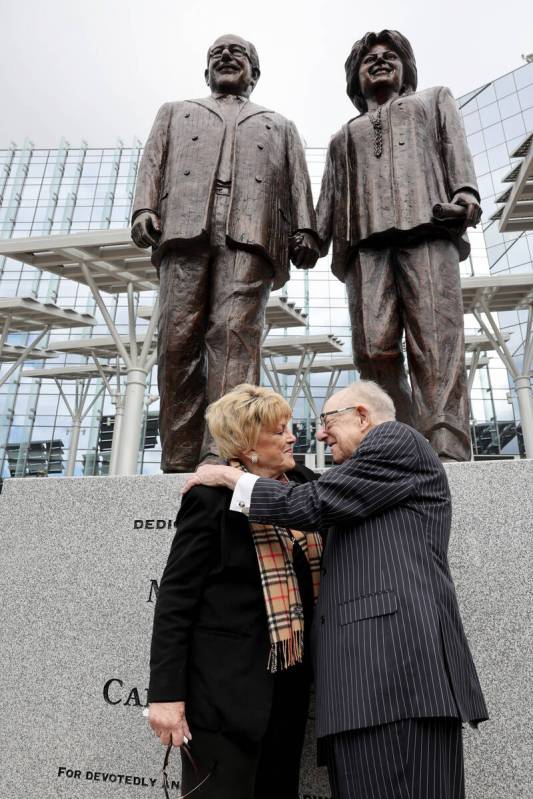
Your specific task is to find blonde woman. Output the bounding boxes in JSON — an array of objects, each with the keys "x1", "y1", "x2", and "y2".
[{"x1": 148, "y1": 384, "x2": 322, "y2": 799}]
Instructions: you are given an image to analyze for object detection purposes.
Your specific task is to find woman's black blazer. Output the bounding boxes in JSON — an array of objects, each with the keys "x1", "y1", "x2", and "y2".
[{"x1": 149, "y1": 464, "x2": 316, "y2": 741}]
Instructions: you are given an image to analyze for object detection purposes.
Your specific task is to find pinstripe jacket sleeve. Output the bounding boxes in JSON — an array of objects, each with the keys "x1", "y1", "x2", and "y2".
[{"x1": 249, "y1": 422, "x2": 419, "y2": 531}]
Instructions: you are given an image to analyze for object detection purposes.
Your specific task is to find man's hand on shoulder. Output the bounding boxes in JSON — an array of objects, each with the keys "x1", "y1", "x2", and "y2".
[
  {"x1": 181, "y1": 464, "x2": 243, "y2": 495},
  {"x1": 131, "y1": 211, "x2": 162, "y2": 249},
  {"x1": 289, "y1": 231, "x2": 320, "y2": 269}
]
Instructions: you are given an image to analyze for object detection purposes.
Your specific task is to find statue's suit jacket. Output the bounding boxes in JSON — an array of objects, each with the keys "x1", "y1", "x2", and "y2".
[
  {"x1": 249, "y1": 421, "x2": 488, "y2": 738},
  {"x1": 317, "y1": 86, "x2": 479, "y2": 282},
  {"x1": 132, "y1": 97, "x2": 316, "y2": 290}
]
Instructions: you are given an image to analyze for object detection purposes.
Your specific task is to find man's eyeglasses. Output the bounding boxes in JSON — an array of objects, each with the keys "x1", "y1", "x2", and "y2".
[
  {"x1": 162, "y1": 742, "x2": 215, "y2": 798},
  {"x1": 209, "y1": 44, "x2": 250, "y2": 61},
  {"x1": 319, "y1": 406, "x2": 358, "y2": 429}
]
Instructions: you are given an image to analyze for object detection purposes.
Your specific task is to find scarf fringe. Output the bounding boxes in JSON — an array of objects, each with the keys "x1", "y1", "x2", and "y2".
[{"x1": 267, "y1": 629, "x2": 304, "y2": 673}]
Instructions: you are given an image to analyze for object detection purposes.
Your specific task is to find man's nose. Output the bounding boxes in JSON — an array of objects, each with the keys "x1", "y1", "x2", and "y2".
[{"x1": 316, "y1": 426, "x2": 328, "y2": 442}]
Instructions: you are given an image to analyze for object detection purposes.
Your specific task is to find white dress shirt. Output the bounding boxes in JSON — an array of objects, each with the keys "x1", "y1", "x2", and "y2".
[{"x1": 229, "y1": 473, "x2": 259, "y2": 515}]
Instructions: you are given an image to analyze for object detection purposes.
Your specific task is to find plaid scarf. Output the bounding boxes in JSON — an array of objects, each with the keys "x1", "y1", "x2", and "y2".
[{"x1": 232, "y1": 463, "x2": 323, "y2": 672}]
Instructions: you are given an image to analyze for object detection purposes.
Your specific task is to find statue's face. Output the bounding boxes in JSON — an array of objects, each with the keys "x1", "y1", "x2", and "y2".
[
  {"x1": 206, "y1": 34, "x2": 255, "y2": 96},
  {"x1": 358, "y1": 42, "x2": 404, "y2": 101}
]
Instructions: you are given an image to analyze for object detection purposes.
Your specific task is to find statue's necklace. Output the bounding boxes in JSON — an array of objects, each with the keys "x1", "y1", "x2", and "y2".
[{"x1": 368, "y1": 105, "x2": 383, "y2": 158}]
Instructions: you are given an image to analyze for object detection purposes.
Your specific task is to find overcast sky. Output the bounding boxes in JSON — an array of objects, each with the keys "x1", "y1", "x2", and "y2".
[{"x1": 1, "y1": 0, "x2": 532, "y2": 149}]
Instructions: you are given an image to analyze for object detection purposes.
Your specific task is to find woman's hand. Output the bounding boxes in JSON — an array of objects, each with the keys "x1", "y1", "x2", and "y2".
[
  {"x1": 148, "y1": 701, "x2": 191, "y2": 747},
  {"x1": 181, "y1": 464, "x2": 242, "y2": 494}
]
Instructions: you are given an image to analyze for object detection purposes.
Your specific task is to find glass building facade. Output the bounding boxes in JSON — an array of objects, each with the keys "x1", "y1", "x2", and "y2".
[
  {"x1": 1, "y1": 59, "x2": 532, "y2": 478},
  {"x1": 459, "y1": 59, "x2": 533, "y2": 456}
]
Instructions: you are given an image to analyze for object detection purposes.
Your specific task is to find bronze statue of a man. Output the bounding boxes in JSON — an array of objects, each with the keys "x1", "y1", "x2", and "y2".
[
  {"x1": 317, "y1": 30, "x2": 481, "y2": 461},
  {"x1": 132, "y1": 34, "x2": 319, "y2": 471}
]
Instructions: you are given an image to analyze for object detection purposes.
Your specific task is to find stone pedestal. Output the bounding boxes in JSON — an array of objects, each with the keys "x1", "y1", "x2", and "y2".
[{"x1": 0, "y1": 461, "x2": 531, "y2": 798}]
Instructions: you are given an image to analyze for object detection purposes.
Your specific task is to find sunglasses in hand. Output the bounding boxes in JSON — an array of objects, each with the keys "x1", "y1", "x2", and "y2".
[{"x1": 162, "y1": 741, "x2": 216, "y2": 798}]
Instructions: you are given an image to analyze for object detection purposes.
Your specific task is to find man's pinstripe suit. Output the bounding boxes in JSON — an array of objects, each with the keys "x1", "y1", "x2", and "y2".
[{"x1": 248, "y1": 421, "x2": 488, "y2": 797}]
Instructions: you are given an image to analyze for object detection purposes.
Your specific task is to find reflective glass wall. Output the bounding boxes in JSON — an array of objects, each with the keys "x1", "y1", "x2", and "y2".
[{"x1": 458, "y1": 60, "x2": 533, "y2": 456}]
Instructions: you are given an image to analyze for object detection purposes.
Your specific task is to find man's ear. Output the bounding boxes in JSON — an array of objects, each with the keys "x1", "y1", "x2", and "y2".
[
  {"x1": 204, "y1": 68, "x2": 210, "y2": 87},
  {"x1": 356, "y1": 404, "x2": 370, "y2": 426}
]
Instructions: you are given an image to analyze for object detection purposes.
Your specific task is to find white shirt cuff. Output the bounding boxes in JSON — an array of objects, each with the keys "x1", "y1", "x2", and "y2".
[{"x1": 229, "y1": 473, "x2": 259, "y2": 515}]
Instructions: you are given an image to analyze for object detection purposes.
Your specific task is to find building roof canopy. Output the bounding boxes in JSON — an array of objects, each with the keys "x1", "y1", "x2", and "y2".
[
  {"x1": 22, "y1": 364, "x2": 125, "y2": 380},
  {"x1": 464, "y1": 333, "x2": 510, "y2": 351},
  {"x1": 263, "y1": 334, "x2": 344, "y2": 357},
  {"x1": 0, "y1": 230, "x2": 157, "y2": 294},
  {"x1": 1, "y1": 344, "x2": 57, "y2": 362},
  {"x1": 0, "y1": 297, "x2": 96, "y2": 331},
  {"x1": 47, "y1": 333, "x2": 156, "y2": 359},
  {"x1": 275, "y1": 357, "x2": 356, "y2": 375},
  {"x1": 48, "y1": 331, "x2": 343, "y2": 361},
  {"x1": 264, "y1": 297, "x2": 307, "y2": 329},
  {"x1": 462, "y1": 273, "x2": 533, "y2": 313},
  {"x1": 493, "y1": 133, "x2": 533, "y2": 231},
  {"x1": 138, "y1": 295, "x2": 308, "y2": 330}
]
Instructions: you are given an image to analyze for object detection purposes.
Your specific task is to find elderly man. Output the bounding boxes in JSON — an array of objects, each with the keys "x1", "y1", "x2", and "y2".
[
  {"x1": 132, "y1": 34, "x2": 318, "y2": 471},
  {"x1": 185, "y1": 381, "x2": 488, "y2": 799},
  {"x1": 317, "y1": 30, "x2": 481, "y2": 462}
]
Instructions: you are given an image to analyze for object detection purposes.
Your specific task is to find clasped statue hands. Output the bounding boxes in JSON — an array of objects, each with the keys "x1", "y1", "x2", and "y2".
[
  {"x1": 131, "y1": 211, "x2": 162, "y2": 249},
  {"x1": 289, "y1": 231, "x2": 320, "y2": 269}
]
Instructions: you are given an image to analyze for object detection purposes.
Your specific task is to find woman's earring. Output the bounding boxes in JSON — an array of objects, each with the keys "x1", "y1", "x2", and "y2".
[{"x1": 250, "y1": 452, "x2": 259, "y2": 465}]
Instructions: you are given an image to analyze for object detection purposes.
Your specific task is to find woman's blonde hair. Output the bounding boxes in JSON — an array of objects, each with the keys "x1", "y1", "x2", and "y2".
[{"x1": 206, "y1": 384, "x2": 292, "y2": 460}]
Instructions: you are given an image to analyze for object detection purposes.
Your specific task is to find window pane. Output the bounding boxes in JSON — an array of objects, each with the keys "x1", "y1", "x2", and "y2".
[
  {"x1": 476, "y1": 82, "x2": 497, "y2": 108},
  {"x1": 502, "y1": 114, "x2": 526, "y2": 141},
  {"x1": 522, "y1": 107, "x2": 533, "y2": 130},
  {"x1": 498, "y1": 93, "x2": 521, "y2": 119},
  {"x1": 514, "y1": 62, "x2": 533, "y2": 90},
  {"x1": 483, "y1": 122, "x2": 505, "y2": 149},
  {"x1": 494, "y1": 73, "x2": 516, "y2": 100},
  {"x1": 476, "y1": 173, "x2": 495, "y2": 201},
  {"x1": 479, "y1": 102, "x2": 501, "y2": 127},
  {"x1": 487, "y1": 144, "x2": 510, "y2": 171},
  {"x1": 473, "y1": 151, "x2": 490, "y2": 176},
  {"x1": 467, "y1": 130, "x2": 485, "y2": 156},
  {"x1": 463, "y1": 111, "x2": 481, "y2": 135}
]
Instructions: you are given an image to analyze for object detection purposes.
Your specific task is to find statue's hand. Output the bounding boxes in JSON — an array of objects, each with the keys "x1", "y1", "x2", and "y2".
[
  {"x1": 289, "y1": 231, "x2": 320, "y2": 269},
  {"x1": 131, "y1": 212, "x2": 162, "y2": 249},
  {"x1": 452, "y1": 191, "x2": 482, "y2": 234}
]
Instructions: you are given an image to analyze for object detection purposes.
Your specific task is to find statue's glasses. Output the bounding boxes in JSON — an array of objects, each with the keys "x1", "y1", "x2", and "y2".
[
  {"x1": 319, "y1": 406, "x2": 358, "y2": 430},
  {"x1": 162, "y1": 742, "x2": 216, "y2": 798},
  {"x1": 208, "y1": 44, "x2": 251, "y2": 63}
]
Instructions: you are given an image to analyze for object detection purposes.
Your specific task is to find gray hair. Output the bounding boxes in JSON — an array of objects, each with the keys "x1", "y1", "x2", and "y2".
[{"x1": 346, "y1": 380, "x2": 396, "y2": 423}]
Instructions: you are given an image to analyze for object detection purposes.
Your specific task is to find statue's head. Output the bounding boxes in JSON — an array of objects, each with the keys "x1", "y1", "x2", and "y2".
[
  {"x1": 345, "y1": 30, "x2": 417, "y2": 112},
  {"x1": 205, "y1": 34, "x2": 260, "y2": 97}
]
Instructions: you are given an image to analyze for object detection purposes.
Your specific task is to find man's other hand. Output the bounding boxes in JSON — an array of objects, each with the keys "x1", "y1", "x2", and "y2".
[
  {"x1": 289, "y1": 231, "x2": 320, "y2": 269},
  {"x1": 452, "y1": 190, "x2": 482, "y2": 234},
  {"x1": 131, "y1": 211, "x2": 162, "y2": 249},
  {"x1": 181, "y1": 464, "x2": 242, "y2": 494},
  {"x1": 148, "y1": 701, "x2": 191, "y2": 747}
]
